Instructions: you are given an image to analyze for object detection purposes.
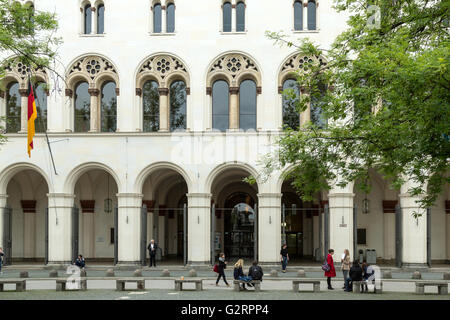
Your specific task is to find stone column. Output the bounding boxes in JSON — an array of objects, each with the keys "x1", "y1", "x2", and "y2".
[
  {"x1": 299, "y1": 88, "x2": 310, "y2": 128},
  {"x1": 0, "y1": 90, "x2": 5, "y2": 130},
  {"x1": 47, "y1": 193, "x2": 75, "y2": 265},
  {"x1": 257, "y1": 193, "x2": 282, "y2": 263},
  {"x1": 231, "y1": 3, "x2": 236, "y2": 32},
  {"x1": 0, "y1": 194, "x2": 8, "y2": 248},
  {"x1": 161, "y1": 5, "x2": 167, "y2": 33},
  {"x1": 158, "y1": 88, "x2": 169, "y2": 132},
  {"x1": 65, "y1": 89, "x2": 74, "y2": 132},
  {"x1": 229, "y1": 87, "x2": 239, "y2": 130},
  {"x1": 187, "y1": 193, "x2": 211, "y2": 266},
  {"x1": 21, "y1": 200, "x2": 37, "y2": 259},
  {"x1": 88, "y1": 88, "x2": 99, "y2": 132},
  {"x1": 80, "y1": 200, "x2": 95, "y2": 258},
  {"x1": 117, "y1": 193, "x2": 142, "y2": 265},
  {"x1": 91, "y1": 7, "x2": 97, "y2": 35},
  {"x1": 19, "y1": 88, "x2": 28, "y2": 133}
]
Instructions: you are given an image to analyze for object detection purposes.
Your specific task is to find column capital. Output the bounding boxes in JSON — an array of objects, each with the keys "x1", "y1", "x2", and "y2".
[
  {"x1": 135, "y1": 88, "x2": 142, "y2": 96},
  {"x1": 18, "y1": 88, "x2": 28, "y2": 97},
  {"x1": 21, "y1": 200, "x2": 37, "y2": 213},
  {"x1": 158, "y1": 88, "x2": 169, "y2": 96},
  {"x1": 328, "y1": 193, "x2": 355, "y2": 198},
  {"x1": 257, "y1": 193, "x2": 282, "y2": 198},
  {"x1": 0, "y1": 90, "x2": 5, "y2": 98},
  {"x1": 65, "y1": 88, "x2": 73, "y2": 97},
  {"x1": 88, "y1": 88, "x2": 100, "y2": 96},
  {"x1": 229, "y1": 87, "x2": 239, "y2": 94}
]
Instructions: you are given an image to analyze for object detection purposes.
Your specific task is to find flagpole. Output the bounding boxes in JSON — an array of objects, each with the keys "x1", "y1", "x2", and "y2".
[{"x1": 29, "y1": 76, "x2": 58, "y2": 175}]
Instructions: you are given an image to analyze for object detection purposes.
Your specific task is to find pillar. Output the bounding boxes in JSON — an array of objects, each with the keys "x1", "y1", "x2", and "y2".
[
  {"x1": 0, "y1": 90, "x2": 5, "y2": 130},
  {"x1": 19, "y1": 88, "x2": 28, "y2": 133},
  {"x1": 299, "y1": 88, "x2": 310, "y2": 128},
  {"x1": 21, "y1": 200, "x2": 37, "y2": 259},
  {"x1": 187, "y1": 193, "x2": 211, "y2": 265},
  {"x1": 257, "y1": 193, "x2": 282, "y2": 263},
  {"x1": 91, "y1": 7, "x2": 97, "y2": 35},
  {"x1": 231, "y1": 3, "x2": 236, "y2": 32},
  {"x1": 229, "y1": 87, "x2": 239, "y2": 130},
  {"x1": 158, "y1": 88, "x2": 169, "y2": 132},
  {"x1": 79, "y1": 200, "x2": 95, "y2": 258},
  {"x1": 65, "y1": 89, "x2": 74, "y2": 132},
  {"x1": 88, "y1": 88, "x2": 99, "y2": 132},
  {"x1": 161, "y1": 4, "x2": 167, "y2": 33},
  {"x1": 0, "y1": 194, "x2": 8, "y2": 248},
  {"x1": 117, "y1": 193, "x2": 142, "y2": 265}
]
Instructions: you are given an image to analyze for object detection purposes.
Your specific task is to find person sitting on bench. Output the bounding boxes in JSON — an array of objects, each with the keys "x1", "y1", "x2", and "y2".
[
  {"x1": 233, "y1": 259, "x2": 252, "y2": 290},
  {"x1": 247, "y1": 261, "x2": 263, "y2": 288},
  {"x1": 344, "y1": 260, "x2": 362, "y2": 292}
]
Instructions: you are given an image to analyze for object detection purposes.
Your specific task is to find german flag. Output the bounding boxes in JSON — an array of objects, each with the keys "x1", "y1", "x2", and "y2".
[{"x1": 27, "y1": 79, "x2": 37, "y2": 157}]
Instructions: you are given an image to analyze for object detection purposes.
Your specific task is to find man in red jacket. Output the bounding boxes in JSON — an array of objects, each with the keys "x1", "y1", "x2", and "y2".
[{"x1": 324, "y1": 249, "x2": 336, "y2": 290}]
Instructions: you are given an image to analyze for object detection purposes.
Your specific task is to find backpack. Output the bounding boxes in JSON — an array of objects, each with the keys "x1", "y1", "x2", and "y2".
[
  {"x1": 251, "y1": 266, "x2": 262, "y2": 279},
  {"x1": 213, "y1": 264, "x2": 219, "y2": 273}
]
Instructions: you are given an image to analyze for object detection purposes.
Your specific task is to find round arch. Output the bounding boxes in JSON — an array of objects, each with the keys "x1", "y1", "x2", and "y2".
[
  {"x1": 63, "y1": 162, "x2": 121, "y2": 194},
  {"x1": 205, "y1": 161, "x2": 260, "y2": 194},
  {"x1": 0, "y1": 163, "x2": 52, "y2": 194}
]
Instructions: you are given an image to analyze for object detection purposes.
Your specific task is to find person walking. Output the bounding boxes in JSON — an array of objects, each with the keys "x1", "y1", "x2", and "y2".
[
  {"x1": 216, "y1": 253, "x2": 230, "y2": 287},
  {"x1": 280, "y1": 244, "x2": 289, "y2": 273},
  {"x1": 341, "y1": 249, "x2": 351, "y2": 288},
  {"x1": 0, "y1": 247, "x2": 4, "y2": 275},
  {"x1": 147, "y1": 239, "x2": 158, "y2": 267},
  {"x1": 324, "y1": 249, "x2": 336, "y2": 290},
  {"x1": 233, "y1": 259, "x2": 251, "y2": 290},
  {"x1": 344, "y1": 260, "x2": 363, "y2": 292}
]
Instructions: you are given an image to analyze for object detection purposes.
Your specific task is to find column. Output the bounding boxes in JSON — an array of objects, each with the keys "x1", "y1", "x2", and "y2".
[
  {"x1": 257, "y1": 193, "x2": 282, "y2": 263},
  {"x1": 229, "y1": 87, "x2": 239, "y2": 130},
  {"x1": 91, "y1": 7, "x2": 97, "y2": 35},
  {"x1": 0, "y1": 194, "x2": 8, "y2": 249},
  {"x1": 231, "y1": 3, "x2": 236, "y2": 32},
  {"x1": 117, "y1": 193, "x2": 142, "y2": 265},
  {"x1": 21, "y1": 200, "x2": 36, "y2": 258},
  {"x1": 299, "y1": 88, "x2": 310, "y2": 128},
  {"x1": 158, "y1": 88, "x2": 169, "y2": 132},
  {"x1": 19, "y1": 88, "x2": 28, "y2": 133},
  {"x1": 187, "y1": 193, "x2": 211, "y2": 265},
  {"x1": 79, "y1": 200, "x2": 95, "y2": 258},
  {"x1": 0, "y1": 90, "x2": 5, "y2": 130},
  {"x1": 88, "y1": 88, "x2": 99, "y2": 132},
  {"x1": 161, "y1": 4, "x2": 167, "y2": 33},
  {"x1": 47, "y1": 193, "x2": 75, "y2": 265},
  {"x1": 65, "y1": 89, "x2": 73, "y2": 132}
]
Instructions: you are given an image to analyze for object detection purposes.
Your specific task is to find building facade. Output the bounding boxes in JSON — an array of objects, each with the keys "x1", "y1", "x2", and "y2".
[{"x1": 0, "y1": 0, "x2": 448, "y2": 267}]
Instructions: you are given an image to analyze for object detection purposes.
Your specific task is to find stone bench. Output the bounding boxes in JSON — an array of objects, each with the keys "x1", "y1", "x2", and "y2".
[
  {"x1": 292, "y1": 280, "x2": 320, "y2": 293},
  {"x1": 116, "y1": 278, "x2": 145, "y2": 291},
  {"x1": 174, "y1": 279, "x2": 203, "y2": 291},
  {"x1": 415, "y1": 281, "x2": 448, "y2": 295},
  {"x1": 233, "y1": 280, "x2": 261, "y2": 292},
  {"x1": 56, "y1": 278, "x2": 87, "y2": 291},
  {"x1": 0, "y1": 279, "x2": 26, "y2": 292},
  {"x1": 352, "y1": 280, "x2": 383, "y2": 293}
]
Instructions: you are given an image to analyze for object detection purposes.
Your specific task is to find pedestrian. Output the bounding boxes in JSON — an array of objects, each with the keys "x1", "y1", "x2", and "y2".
[
  {"x1": 324, "y1": 249, "x2": 336, "y2": 290},
  {"x1": 233, "y1": 259, "x2": 251, "y2": 290},
  {"x1": 344, "y1": 260, "x2": 362, "y2": 292},
  {"x1": 0, "y1": 247, "x2": 4, "y2": 274},
  {"x1": 74, "y1": 254, "x2": 85, "y2": 269},
  {"x1": 341, "y1": 249, "x2": 350, "y2": 288},
  {"x1": 280, "y1": 244, "x2": 289, "y2": 273},
  {"x1": 248, "y1": 260, "x2": 263, "y2": 287},
  {"x1": 147, "y1": 239, "x2": 158, "y2": 267},
  {"x1": 216, "y1": 253, "x2": 230, "y2": 287}
]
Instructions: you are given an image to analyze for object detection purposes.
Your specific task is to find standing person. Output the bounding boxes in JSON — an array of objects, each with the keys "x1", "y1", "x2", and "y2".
[
  {"x1": 341, "y1": 249, "x2": 351, "y2": 288},
  {"x1": 147, "y1": 239, "x2": 158, "y2": 267},
  {"x1": 0, "y1": 247, "x2": 4, "y2": 275},
  {"x1": 216, "y1": 253, "x2": 230, "y2": 287},
  {"x1": 324, "y1": 249, "x2": 336, "y2": 290},
  {"x1": 280, "y1": 244, "x2": 289, "y2": 273}
]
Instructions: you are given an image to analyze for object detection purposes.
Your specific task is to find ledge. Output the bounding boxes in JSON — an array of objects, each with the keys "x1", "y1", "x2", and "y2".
[
  {"x1": 149, "y1": 32, "x2": 177, "y2": 37},
  {"x1": 78, "y1": 33, "x2": 106, "y2": 37}
]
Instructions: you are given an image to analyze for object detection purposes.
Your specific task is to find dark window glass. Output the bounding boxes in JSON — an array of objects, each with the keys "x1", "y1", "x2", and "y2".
[
  {"x1": 357, "y1": 228, "x2": 367, "y2": 245},
  {"x1": 282, "y1": 79, "x2": 300, "y2": 130},
  {"x1": 307, "y1": 0, "x2": 316, "y2": 30},
  {"x1": 74, "y1": 82, "x2": 90, "y2": 132},
  {"x1": 143, "y1": 80, "x2": 160, "y2": 132},
  {"x1": 310, "y1": 82, "x2": 328, "y2": 129},
  {"x1": 84, "y1": 4, "x2": 92, "y2": 34},
  {"x1": 101, "y1": 81, "x2": 117, "y2": 132},
  {"x1": 223, "y1": 2, "x2": 231, "y2": 32},
  {"x1": 166, "y1": 3, "x2": 175, "y2": 33},
  {"x1": 239, "y1": 79, "x2": 256, "y2": 130},
  {"x1": 169, "y1": 81, "x2": 186, "y2": 131},
  {"x1": 110, "y1": 228, "x2": 114, "y2": 244},
  {"x1": 212, "y1": 80, "x2": 229, "y2": 132},
  {"x1": 35, "y1": 82, "x2": 47, "y2": 133},
  {"x1": 294, "y1": 1, "x2": 303, "y2": 31},
  {"x1": 6, "y1": 82, "x2": 20, "y2": 133},
  {"x1": 97, "y1": 4, "x2": 105, "y2": 34},
  {"x1": 236, "y1": 2, "x2": 245, "y2": 32},
  {"x1": 153, "y1": 4, "x2": 162, "y2": 33}
]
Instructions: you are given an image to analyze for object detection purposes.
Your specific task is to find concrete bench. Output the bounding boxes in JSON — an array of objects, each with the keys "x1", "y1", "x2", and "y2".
[
  {"x1": 0, "y1": 279, "x2": 26, "y2": 292},
  {"x1": 116, "y1": 278, "x2": 145, "y2": 291},
  {"x1": 292, "y1": 280, "x2": 320, "y2": 293},
  {"x1": 56, "y1": 278, "x2": 87, "y2": 291},
  {"x1": 352, "y1": 280, "x2": 383, "y2": 293},
  {"x1": 174, "y1": 279, "x2": 203, "y2": 291},
  {"x1": 415, "y1": 281, "x2": 448, "y2": 295},
  {"x1": 233, "y1": 280, "x2": 261, "y2": 292}
]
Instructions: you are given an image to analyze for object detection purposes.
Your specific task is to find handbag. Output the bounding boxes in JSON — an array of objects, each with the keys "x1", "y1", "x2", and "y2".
[
  {"x1": 213, "y1": 264, "x2": 219, "y2": 273},
  {"x1": 322, "y1": 257, "x2": 330, "y2": 272}
]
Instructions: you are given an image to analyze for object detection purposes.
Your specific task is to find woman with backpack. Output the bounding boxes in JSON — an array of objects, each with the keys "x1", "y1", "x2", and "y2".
[
  {"x1": 216, "y1": 252, "x2": 230, "y2": 287},
  {"x1": 323, "y1": 248, "x2": 336, "y2": 290}
]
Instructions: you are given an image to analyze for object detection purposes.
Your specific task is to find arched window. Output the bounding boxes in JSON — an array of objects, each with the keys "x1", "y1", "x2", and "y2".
[
  {"x1": 310, "y1": 82, "x2": 327, "y2": 129},
  {"x1": 239, "y1": 80, "x2": 256, "y2": 130},
  {"x1": 307, "y1": 0, "x2": 316, "y2": 30},
  {"x1": 212, "y1": 80, "x2": 229, "y2": 132},
  {"x1": 282, "y1": 79, "x2": 300, "y2": 130},
  {"x1": 100, "y1": 81, "x2": 117, "y2": 132},
  {"x1": 236, "y1": 2, "x2": 245, "y2": 32},
  {"x1": 143, "y1": 80, "x2": 160, "y2": 132},
  {"x1": 97, "y1": 4, "x2": 105, "y2": 34},
  {"x1": 223, "y1": 2, "x2": 232, "y2": 32},
  {"x1": 74, "y1": 81, "x2": 90, "y2": 132},
  {"x1": 35, "y1": 82, "x2": 47, "y2": 133},
  {"x1": 6, "y1": 82, "x2": 20, "y2": 133},
  {"x1": 84, "y1": 4, "x2": 92, "y2": 34},
  {"x1": 294, "y1": 1, "x2": 303, "y2": 31},
  {"x1": 153, "y1": 3, "x2": 162, "y2": 33},
  {"x1": 169, "y1": 80, "x2": 186, "y2": 131},
  {"x1": 166, "y1": 3, "x2": 175, "y2": 33}
]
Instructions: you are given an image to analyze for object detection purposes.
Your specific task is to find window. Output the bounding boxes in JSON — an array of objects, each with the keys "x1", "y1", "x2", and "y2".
[
  {"x1": 143, "y1": 80, "x2": 160, "y2": 132},
  {"x1": 236, "y1": 2, "x2": 245, "y2": 32},
  {"x1": 35, "y1": 82, "x2": 47, "y2": 133},
  {"x1": 153, "y1": 3, "x2": 162, "y2": 33},
  {"x1": 6, "y1": 82, "x2": 20, "y2": 133},
  {"x1": 357, "y1": 228, "x2": 367, "y2": 245},
  {"x1": 84, "y1": 4, "x2": 92, "y2": 34},
  {"x1": 169, "y1": 80, "x2": 187, "y2": 131},
  {"x1": 294, "y1": 1, "x2": 303, "y2": 31},
  {"x1": 97, "y1": 4, "x2": 105, "y2": 34},
  {"x1": 212, "y1": 80, "x2": 229, "y2": 132},
  {"x1": 74, "y1": 82, "x2": 90, "y2": 132},
  {"x1": 239, "y1": 80, "x2": 256, "y2": 130},
  {"x1": 100, "y1": 81, "x2": 117, "y2": 132},
  {"x1": 282, "y1": 79, "x2": 300, "y2": 130},
  {"x1": 222, "y1": 2, "x2": 232, "y2": 32},
  {"x1": 110, "y1": 228, "x2": 114, "y2": 244},
  {"x1": 307, "y1": 0, "x2": 316, "y2": 30},
  {"x1": 166, "y1": 3, "x2": 175, "y2": 33}
]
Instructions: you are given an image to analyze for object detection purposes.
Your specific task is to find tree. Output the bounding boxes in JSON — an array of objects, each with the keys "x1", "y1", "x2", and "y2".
[
  {"x1": 0, "y1": 0, "x2": 60, "y2": 140},
  {"x1": 252, "y1": 0, "x2": 450, "y2": 215}
]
